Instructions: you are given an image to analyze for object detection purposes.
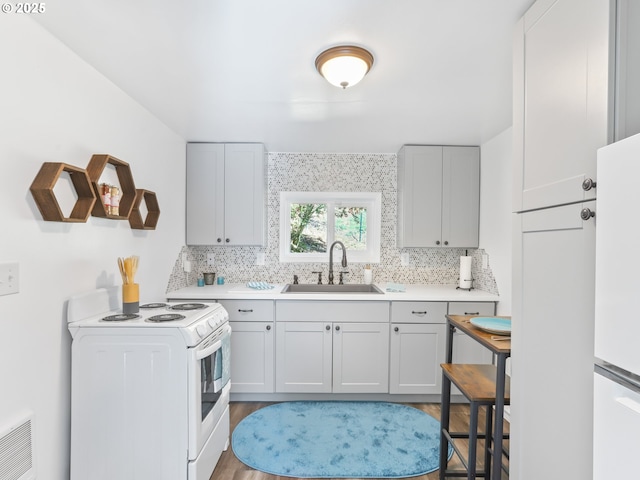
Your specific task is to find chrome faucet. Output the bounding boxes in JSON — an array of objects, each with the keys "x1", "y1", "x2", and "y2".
[{"x1": 328, "y1": 241, "x2": 348, "y2": 285}]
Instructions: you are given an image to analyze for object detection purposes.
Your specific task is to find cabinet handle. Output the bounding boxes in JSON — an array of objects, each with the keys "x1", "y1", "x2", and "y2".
[
  {"x1": 217, "y1": 238, "x2": 222, "y2": 243},
  {"x1": 394, "y1": 326, "x2": 399, "y2": 332},
  {"x1": 582, "y1": 178, "x2": 597, "y2": 191},
  {"x1": 464, "y1": 312, "x2": 480, "y2": 315},
  {"x1": 266, "y1": 325, "x2": 271, "y2": 331},
  {"x1": 435, "y1": 240, "x2": 441, "y2": 245},
  {"x1": 238, "y1": 309, "x2": 254, "y2": 313},
  {"x1": 580, "y1": 208, "x2": 595, "y2": 220},
  {"x1": 335, "y1": 325, "x2": 341, "y2": 331},
  {"x1": 411, "y1": 311, "x2": 427, "y2": 315},
  {"x1": 444, "y1": 240, "x2": 449, "y2": 246},
  {"x1": 326, "y1": 325, "x2": 331, "y2": 331},
  {"x1": 225, "y1": 238, "x2": 230, "y2": 243}
]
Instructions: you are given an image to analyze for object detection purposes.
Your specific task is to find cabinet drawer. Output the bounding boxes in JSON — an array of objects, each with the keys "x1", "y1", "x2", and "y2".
[
  {"x1": 276, "y1": 301, "x2": 389, "y2": 323},
  {"x1": 447, "y1": 302, "x2": 496, "y2": 316},
  {"x1": 218, "y1": 300, "x2": 274, "y2": 321},
  {"x1": 391, "y1": 301, "x2": 447, "y2": 324}
]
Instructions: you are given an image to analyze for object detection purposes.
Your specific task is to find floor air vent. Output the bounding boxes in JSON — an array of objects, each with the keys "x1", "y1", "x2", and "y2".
[{"x1": 0, "y1": 412, "x2": 35, "y2": 480}]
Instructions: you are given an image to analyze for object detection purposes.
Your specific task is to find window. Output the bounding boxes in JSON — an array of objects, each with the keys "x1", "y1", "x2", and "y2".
[{"x1": 280, "y1": 192, "x2": 381, "y2": 263}]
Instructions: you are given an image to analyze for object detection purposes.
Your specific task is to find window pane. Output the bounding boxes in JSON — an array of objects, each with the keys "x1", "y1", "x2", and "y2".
[
  {"x1": 290, "y1": 203, "x2": 327, "y2": 253},
  {"x1": 335, "y1": 206, "x2": 367, "y2": 251}
]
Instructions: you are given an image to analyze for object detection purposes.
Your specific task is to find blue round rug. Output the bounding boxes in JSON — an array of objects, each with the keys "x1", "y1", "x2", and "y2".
[{"x1": 231, "y1": 401, "x2": 451, "y2": 478}]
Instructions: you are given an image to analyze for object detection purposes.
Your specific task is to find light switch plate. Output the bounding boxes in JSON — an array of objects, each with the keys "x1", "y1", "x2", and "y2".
[
  {"x1": 400, "y1": 253, "x2": 410, "y2": 266},
  {"x1": 207, "y1": 253, "x2": 215, "y2": 267},
  {"x1": 255, "y1": 252, "x2": 265, "y2": 265},
  {"x1": 0, "y1": 262, "x2": 19, "y2": 296},
  {"x1": 482, "y1": 254, "x2": 489, "y2": 269}
]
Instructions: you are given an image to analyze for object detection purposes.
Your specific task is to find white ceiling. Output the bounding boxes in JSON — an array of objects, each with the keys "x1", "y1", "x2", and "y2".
[{"x1": 34, "y1": 0, "x2": 534, "y2": 153}]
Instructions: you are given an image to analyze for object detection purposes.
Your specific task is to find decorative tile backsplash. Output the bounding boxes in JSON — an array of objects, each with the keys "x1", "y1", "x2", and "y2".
[{"x1": 166, "y1": 152, "x2": 498, "y2": 295}]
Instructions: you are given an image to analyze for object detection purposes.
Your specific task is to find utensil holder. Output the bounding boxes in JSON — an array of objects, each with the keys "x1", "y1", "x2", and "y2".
[
  {"x1": 204, "y1": 272, "x2": 216, "y2": 285},
  {"x1": 123, "y1": 283, "x2": 139, "y2": 314}
]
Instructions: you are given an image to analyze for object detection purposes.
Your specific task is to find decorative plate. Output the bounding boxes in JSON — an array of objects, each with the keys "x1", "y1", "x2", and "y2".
[{"x1": 469, "y1": 317, "x2": 511, "y2": 335}]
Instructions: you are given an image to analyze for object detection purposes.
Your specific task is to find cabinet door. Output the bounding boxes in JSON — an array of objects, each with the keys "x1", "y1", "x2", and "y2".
[
  {"x1": 511, "y1": 201, "x2": 595, "y2": 480},
  {"x1": 397, "y1": 146, "x2": 443, "y2": 247},
  {"x1": 229, "y1": 321, "x2": 274, "y2": 393},
  {"x1": 389, "y1": 323, "x2": 446, "y2": 394},
  {"x1": 448, "y1": 302, "x2": 495, "y2": 365},
  {"x1": 186, "y1": 143, "x2": 225, "y2": 245},
  {"x1": 275, "y1": 322, "x2": 332, "y2": 393},
  {"x1": 513, "y1": 0, "x2": 612, "y2": 212},
  {"x1": 333, "y1": 323, "x2": 390, "y2": 393},
  {"x1": 442, "y1": 147, "x2": 479, "y2": 248},
  {"x1": 224, "y1": 144, "x2": 265, "y2": 245}
]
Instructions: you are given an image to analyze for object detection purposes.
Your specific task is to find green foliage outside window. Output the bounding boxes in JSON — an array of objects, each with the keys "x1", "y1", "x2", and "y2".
[{"x1": 290, "y1": 203, "x2": 367, "y2": 253}]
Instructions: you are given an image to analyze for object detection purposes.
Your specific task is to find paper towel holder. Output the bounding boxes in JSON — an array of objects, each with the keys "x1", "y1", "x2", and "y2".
[{"x1": 456, "y1": 276, "x2": 475, "y2": 291}]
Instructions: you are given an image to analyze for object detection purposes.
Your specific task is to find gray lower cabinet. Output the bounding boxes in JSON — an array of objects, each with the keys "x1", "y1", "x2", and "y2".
[
  {"x1": 448, "y1": 302, "x2": 495, "y2": 365},
  {"x1": 389, "y1": 301, "x2": 448, "y2": 394},
  {"x1": 220, "y1": 300, "x2": 274, "y2": 393},
  {"x1": 218, "y1": 298, "x2": 496, "y2": 397},
  {"x1": 275, "y1": 301, "x2": 390, "y2": 394},
  {"x1": 389, "y1": 301, "x2": 496, "y2": 395}
]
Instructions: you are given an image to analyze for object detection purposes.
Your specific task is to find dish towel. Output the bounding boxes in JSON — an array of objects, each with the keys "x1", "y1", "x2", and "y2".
[
  {"x1": 247, "y1": 281, "x2": 275, "y2": 290},
  {"x1": 386, "y1": 282, "x2": 406, "y2": 292}
]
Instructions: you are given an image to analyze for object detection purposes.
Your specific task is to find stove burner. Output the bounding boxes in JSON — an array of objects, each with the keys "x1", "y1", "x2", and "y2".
[
  {"x1": 140, "y1": 303, "x2": 168, "y2": 309},
  {"x1": 169, "y1": 303, "x2": 207, "y2": 311},
  {"x1": 146, "y1": 313, "x2": 186, "y2": 323},
  {"x1": 102, "y1": 313, "x2": 141, "y2": 322}
]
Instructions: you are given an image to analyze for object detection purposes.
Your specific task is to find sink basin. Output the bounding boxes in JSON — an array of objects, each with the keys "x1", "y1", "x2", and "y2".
[{"x1": 281, "y1": 284, "x2": 384, "y2": 294}]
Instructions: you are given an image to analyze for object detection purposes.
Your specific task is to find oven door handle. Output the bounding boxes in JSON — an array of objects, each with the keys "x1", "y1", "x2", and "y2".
[{"x1": 195, "y1": 325, "x2": 230, "y2": 361}]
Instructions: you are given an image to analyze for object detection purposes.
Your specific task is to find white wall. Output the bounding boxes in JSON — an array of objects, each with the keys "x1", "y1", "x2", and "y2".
[
  {"x1": 480, "y1": 127, "x2": 513, "y2": 315},
  {"x1": 0, "y1": 17, "x2": 185, "y2": 479}
]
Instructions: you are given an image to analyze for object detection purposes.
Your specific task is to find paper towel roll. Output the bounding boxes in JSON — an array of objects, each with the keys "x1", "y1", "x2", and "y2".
[{"x1": 459, "y1": 256, "x2": 473, "y2": 289}]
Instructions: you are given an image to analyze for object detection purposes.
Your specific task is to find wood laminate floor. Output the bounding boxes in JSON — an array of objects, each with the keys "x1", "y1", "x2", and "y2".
[{"x1": 211, "y1": 402, "x2": 509, "y2": 480}]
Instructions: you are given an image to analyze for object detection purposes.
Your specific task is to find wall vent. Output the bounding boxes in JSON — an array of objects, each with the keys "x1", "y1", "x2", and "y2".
[{"x1": 0, "y1": 412, "x2": 35, "y2": 480}]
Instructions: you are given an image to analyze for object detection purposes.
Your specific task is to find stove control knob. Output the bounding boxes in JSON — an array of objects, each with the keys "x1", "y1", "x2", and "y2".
[
  {"x1": 208, "y1": 317, "x2": 219, "y2": 328},
  {"x1": 196, "y1": 324, "x2": 208, "y2": 338}
]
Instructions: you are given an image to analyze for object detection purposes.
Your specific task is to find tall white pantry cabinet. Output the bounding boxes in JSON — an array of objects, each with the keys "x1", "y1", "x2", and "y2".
[{"x1": 511, "y1": 0, "x2": 614, "y2": 478}]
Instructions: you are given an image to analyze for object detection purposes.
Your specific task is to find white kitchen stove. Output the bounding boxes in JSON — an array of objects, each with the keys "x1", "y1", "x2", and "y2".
[
  {"x1": 68, "y1": 294, "x2": 228, "y2": 347},
  {"x1": 67, "y1": 287, "x2": 231, "y2": 480}
]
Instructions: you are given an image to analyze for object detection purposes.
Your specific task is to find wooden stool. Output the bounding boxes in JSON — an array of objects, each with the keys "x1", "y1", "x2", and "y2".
[{"x1": 439, "y1": 364, "x2": 510, "y2": 479}]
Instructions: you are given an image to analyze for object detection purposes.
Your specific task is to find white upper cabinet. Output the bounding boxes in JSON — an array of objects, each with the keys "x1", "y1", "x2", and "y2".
[
  {"x1": 397, "y1": 145, "x2": 479, "y2": 248},
  {"x1": 186, "y1": 143, "x2": 266, "y2": 246},
  {"x1": 512, "y1": 0, "x2": 614, "y2": 212}
]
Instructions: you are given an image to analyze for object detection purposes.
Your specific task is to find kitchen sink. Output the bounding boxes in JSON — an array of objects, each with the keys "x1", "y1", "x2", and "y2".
[{"x1": 281, "y1": 284, "x2": 384, "y2": 294}]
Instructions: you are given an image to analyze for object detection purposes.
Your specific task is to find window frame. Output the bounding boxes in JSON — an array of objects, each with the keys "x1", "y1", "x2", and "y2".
[{"x1": 279, "y1": 191, "x2": 381, "y2": 263}]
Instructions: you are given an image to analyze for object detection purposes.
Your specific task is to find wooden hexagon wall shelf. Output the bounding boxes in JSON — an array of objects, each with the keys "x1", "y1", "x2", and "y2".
[
  {"x1": 86, "y1": 154, "x2": 137, "y2": 219},
  {"x1": 129, "y1": 189, "x2": 160, "y2": 230},
  {"x1": 30, "y1": 163, "x2": 96, "y2": 222}
]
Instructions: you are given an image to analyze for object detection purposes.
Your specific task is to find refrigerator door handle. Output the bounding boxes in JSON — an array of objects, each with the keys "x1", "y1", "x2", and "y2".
[{"x1": 595, "y1": 359, "x2": 640, "y2": 395}]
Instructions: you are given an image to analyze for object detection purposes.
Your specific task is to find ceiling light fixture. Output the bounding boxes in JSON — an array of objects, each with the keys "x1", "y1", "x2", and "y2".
[{"x1": 315, "y1": 45, "x2": 374, "y2": 89}]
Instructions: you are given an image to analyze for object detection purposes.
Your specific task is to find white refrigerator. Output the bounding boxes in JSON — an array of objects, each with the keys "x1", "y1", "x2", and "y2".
[{"x1": 594, "y1": 132, "x2": 640, "y2": 478}]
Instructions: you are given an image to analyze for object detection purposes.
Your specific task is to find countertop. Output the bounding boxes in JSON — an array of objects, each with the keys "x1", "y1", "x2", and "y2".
[{"x1": 166, "y1": 283, "x2": 500, "y2": 302}]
